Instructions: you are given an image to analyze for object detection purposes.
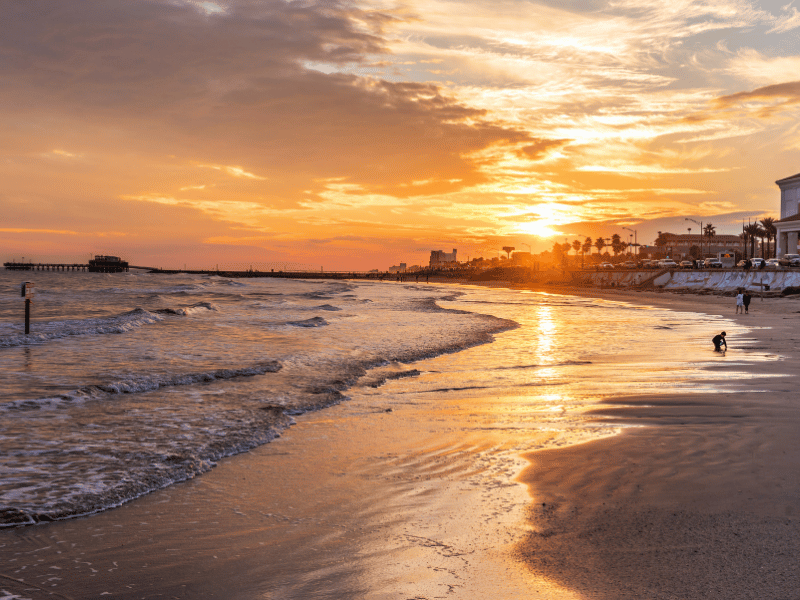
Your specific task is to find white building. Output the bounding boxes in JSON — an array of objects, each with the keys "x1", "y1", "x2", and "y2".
[
  {"x1": 775, "y1": 172, "x2": 800, "y2": 256},
  {"x1": 429, "y1": 249, "x2": 457, "y2": 267}
]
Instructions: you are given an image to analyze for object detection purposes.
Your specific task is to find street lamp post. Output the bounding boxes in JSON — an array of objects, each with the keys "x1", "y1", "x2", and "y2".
[
  {"x1": 687, "y1": 228, "x2": 691, "y2": 260},
  {"x1": 685, "y1": 218, "x2": 702, "y2": 261},
  {"x1": 622, "y1": 227, "x2": 638, "y2": 259}
]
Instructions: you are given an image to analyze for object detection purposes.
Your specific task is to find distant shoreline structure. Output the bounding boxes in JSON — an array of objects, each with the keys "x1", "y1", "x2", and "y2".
[
  {"x1": 3, "y1": 255, "x2": 130, "y2": 273},
  {"x1": 4, "y1": 260, "x2": 800, "y2": 296}
]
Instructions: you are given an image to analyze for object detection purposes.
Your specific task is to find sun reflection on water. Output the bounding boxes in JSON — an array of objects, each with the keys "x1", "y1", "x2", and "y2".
[
  {"x1": 532, "y1": 305, "x2": 556, "y2": 363},
  {"x1": 396, "y1": 285, "x2": 784, "y2": 450}
]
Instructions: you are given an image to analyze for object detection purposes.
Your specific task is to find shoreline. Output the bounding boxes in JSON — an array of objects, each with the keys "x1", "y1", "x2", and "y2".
[{"x1": 442, "y1": 278, "x2": 800, "y2": 598}]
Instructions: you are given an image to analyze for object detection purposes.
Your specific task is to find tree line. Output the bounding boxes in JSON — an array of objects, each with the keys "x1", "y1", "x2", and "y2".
[
  {"x1": 552, "y1": 233, "x2": 631, "y2": 264},
  {"x1": 741, "y1": 218, "x2": 777, "y2": 259},
  {"x1": 549, "y1": 217, "x2": 778, "y2": 267}
]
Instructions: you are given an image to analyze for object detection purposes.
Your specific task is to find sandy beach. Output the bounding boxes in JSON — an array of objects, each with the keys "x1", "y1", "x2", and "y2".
[
  {"x1": 1, "y1": 282, "x2": 798, "y2": 599},
  {"x1": 514, "y1": 286, "x2": 800, "y2": 599}
]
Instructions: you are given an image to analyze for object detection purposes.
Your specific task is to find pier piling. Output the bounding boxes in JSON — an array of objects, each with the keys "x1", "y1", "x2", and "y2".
[{"x1": 21, "y1": 282, "x2": 34, "y2": 334}]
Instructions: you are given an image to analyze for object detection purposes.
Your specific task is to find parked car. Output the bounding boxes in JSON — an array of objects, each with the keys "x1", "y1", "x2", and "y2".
[
  {"x1": 705, "y1": 259, "x2": 723, "y2": 268},
  {"x1": 784, "y1": 254, "x2": 800, "y2": 267},
  {"x1": 599, "y1": 262, "x2": 614, "y2": 269},
  {"x1": 766, "y1": 258, "x2": 782, "y2": 268},
  {"x1": 679, "y1": 260, "x2": 693, "y2": 269},
  {"x1": 660, "y1": 259, "x2": 678, "y2": 268},
  {"x1": 750, "y1": 258, "x2": 766, "y2": 268},
  {"x1": 621, "y1": 261, "x2": 637, "y2": 269}
]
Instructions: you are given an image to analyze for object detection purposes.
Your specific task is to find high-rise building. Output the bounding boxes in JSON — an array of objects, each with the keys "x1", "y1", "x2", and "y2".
[{"x1": 429, "y1": 249, "x2": 457, "y2": 267}]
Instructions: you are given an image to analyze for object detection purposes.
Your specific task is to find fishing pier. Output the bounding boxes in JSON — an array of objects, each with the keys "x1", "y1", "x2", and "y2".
[
  {"x1": 3, "y1": 256, "x2": 131, "y2": 273},
  {"x1": 5, "y1": 262, "x2": 93, "y2": 272}
]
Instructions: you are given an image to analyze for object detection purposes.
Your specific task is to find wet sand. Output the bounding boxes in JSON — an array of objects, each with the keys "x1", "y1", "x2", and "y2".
[
  {"x1": 2, "y1": 284, "x2": 798, "y2": 599},
  {"x1": 514, "y1": 287, "x2": 800, "y2": 598},
  {"x1": 424, "y1": 278, "x2": 800, "y2": 597}
]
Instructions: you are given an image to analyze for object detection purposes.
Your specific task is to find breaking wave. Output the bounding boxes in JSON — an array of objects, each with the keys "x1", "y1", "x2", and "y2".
[
  {"x1": 1, "y1": 361, "x2": 283, "y2": 413},
  {"x1": 288, "y1": 316, "x2": 328, "y2": 327},
  {"x1": 0, "y1": 308, "x2": 164, "y2": 347},
  {"x1": 155, "y1": 301, "x2": 219, "y2": 316}
]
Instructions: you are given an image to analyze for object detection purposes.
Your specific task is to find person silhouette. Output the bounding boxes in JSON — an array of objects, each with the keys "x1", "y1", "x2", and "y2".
[{"x1": 712, "y1": 331, "x2": 727, "y2": 352}]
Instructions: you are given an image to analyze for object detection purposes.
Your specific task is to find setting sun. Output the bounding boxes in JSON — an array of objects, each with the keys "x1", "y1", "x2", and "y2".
[{"x1": 516, "y1": 220, "x2": 559, "y2": 238}]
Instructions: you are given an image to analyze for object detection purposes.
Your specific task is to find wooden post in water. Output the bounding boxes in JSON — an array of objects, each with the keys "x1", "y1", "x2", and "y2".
[{"x1": 21, "y1": 281, "x2": 34, "y2": 334}]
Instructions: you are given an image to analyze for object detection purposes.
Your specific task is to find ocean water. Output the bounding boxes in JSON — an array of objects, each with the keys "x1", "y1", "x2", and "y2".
[{"x1": 0, "y1": 271, "x2": 767, "y2": 529}]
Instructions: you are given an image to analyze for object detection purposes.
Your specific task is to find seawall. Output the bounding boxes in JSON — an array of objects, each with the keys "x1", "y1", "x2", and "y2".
[{"x1": 573, "y1": 269, "x2": 800, "y2": 294}]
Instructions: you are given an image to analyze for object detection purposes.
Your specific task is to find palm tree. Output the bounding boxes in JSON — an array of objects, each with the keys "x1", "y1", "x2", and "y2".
[
  {"x1": 611, "y1": 233, "x2": 626, "y2": 257},
  {"x1": 594, "y1": 237, "x2": 606, "y2": 256},
  {"x1": 572, "y1": 239, "x2": 581, "y2": 268},
  {"x1": 551, "y1": 241, "x2": 564, "y2": 264},
  {"x1": 739, "y1": 231, "x2": 748, "y2": 260},
  {"x1": 743, "y1": 223, "x2": 762, "y2": 259},
  {"x1": 654, "y1": 231, "x2": 672, "y2": 257},
  {"x1": 760, "y1": 217, "x2": 776, "y2": 258},
  {"x1": 559, "y1": 243, "x2": 570, "y2": 267},
  {"x1": 581, "y1": 237, "x2": 592, "y2": 268},
  {"x1": 755, "y1": 224, "x2": 767, "y2": 258},
  {"x1": 703, "y1": 223, "x2": 715, "y2": 257}
]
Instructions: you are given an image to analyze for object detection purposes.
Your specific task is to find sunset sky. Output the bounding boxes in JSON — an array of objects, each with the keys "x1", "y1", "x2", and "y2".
[{"x1": 2, "y1": 0, "x2": 800, "y2": 270}]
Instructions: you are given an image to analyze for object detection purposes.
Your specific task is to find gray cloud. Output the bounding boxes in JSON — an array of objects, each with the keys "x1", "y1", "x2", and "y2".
[
  {"x1": 716, "y1": 80, "x2": 800, "y2": 107},
  {"x1": 0, "y1": 0, "x2": 532, "y2": 199}
]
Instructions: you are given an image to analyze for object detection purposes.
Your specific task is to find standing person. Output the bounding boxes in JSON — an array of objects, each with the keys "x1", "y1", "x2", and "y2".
[
  {"x1": 743, "y1": 291, "x2": 752, "y2": 314},
  {"x1": 735, "y1": 290, "x2": 744, "y2": 314},
  {"x1": 713, "y1": 331, "x2": 727, "y2": 352}
]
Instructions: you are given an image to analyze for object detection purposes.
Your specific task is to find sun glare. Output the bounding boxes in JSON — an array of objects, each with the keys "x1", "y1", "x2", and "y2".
[{"x1": 517, "y1": 221, "x2": 558, "y2": 238}]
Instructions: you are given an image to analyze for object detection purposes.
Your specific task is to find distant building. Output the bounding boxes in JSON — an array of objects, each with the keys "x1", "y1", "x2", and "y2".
[
  {"x1": 429, "y1": 249, "x2": 457, "y2": 267},
  {"x1": 655, "y1": 233, "x2": 742, "y2": 258},
  {"x1": 388, "y1": 263, "x2": 407, "y2": 273},
  {"x1": 775, "y1": 172, "x2": 800, "y2": 256},
  {"x1": 511, "y1": 251, "x2": 532, "y2": 265}
]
